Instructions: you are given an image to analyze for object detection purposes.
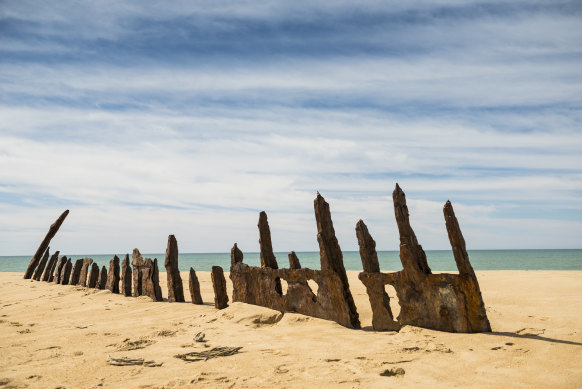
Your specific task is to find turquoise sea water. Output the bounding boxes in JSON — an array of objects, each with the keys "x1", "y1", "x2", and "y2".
[{"x1": 1, "y1": 249, "x2": 580, "y2": 273}]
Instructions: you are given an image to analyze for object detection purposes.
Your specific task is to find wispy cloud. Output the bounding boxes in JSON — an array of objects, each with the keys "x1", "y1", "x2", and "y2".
[{"x1": 1, "y1": 1, "x2": 581, "y2": 254}]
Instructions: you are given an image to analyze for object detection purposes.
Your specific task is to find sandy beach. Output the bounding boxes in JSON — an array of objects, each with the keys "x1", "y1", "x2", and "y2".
[{"x1": 1, "y1": 270, "x2": 581, "y2": 388}]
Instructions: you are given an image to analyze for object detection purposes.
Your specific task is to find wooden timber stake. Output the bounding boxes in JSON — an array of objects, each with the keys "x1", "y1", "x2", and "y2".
[
  {"x1": 70, "y1": 259, "x2": 83, "y2": 285},
  {"x1": 78, "y1": 258, "x2": 94, "y2": 287},
  {"x1": 41, "y1": 251, "x2": 60, "y2": 282},
  {"x1": 121, "y1": 254, "x2": 132, "y2": 296},
  {"x1": 165, "y1": 235, "x2": 185, "y2": 302},
  {"x1": 106, "y1": 255, "x2": 120, "y2": 294},
  {"x1": 97, "y1": 266, "x2": 108, "y2": 289},
  {"x1": 87, "y1": 263, "x2": 99, "y2": 288},
  {"x1": 32, "y1": 247, "x2": 50, "y2": 281},
  {"x1": 24, "y1": 210, "x2": 69, "y2": 279},
  {"x1": 54, "y1": 256, "x2": 67, "y2": 284},
  {"x1": 189, "y1": 267, "x2": 203, "y2": 305},
  {"x1": 258, "y1": 212, "x2": 282, "y2": 295},
  {"x1": 211, "y1": 266, "x2": 229, "y2": 309},
  {"x1": 60, "y1": 258, "x2": 72, "y2": 285}
]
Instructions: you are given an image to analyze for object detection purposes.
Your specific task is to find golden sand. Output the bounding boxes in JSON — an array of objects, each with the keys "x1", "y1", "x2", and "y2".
[{"x1": 1, "y1": 271, "x2": 581, "y2": 388}]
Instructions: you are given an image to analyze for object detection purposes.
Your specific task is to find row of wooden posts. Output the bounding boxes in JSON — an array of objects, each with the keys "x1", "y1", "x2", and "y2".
[
  {"x1": 23, "y1": 185, "x2": 492, "y2": 333},
  {"x1": 24, "y1": 212, "x2": 228, "y2": 308}
]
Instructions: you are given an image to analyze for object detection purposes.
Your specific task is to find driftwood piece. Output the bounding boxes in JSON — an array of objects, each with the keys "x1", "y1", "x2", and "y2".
[
  {"x1": 211, "y1": 266, "x2": 228, "y2": 309},
  {"x1": 54, "y1": 256, "x2": 67, "y2": 284},
  {"x1": 106, "y1": 255, "x2": 120, "y2": 293},
  {"x1": 70, "y1": 259, "x2": 83, "y2": 285},
  {"x1": 107, "y1": 355, "x2": 162, "y2": 367},
  {"x1": 87, "y1": 263, "x2": 99, "y2": 288},
  {"x1": 357, "y1": 184, "x2": 491, "y2": 333},
  {"x1": 97, "y1": 266, "x2": 108, "y2": 289},
  {"x1": 189, "y1": 267, "x2": 203, "y2": 304},
  {"x1": 230, "y1": 194, "x2": 361, "y2": 329},
  {"x1": 174, "y1": 346, "x2": 242, "y2": 362},
  {"x1": 60, "y1": 258, "x2": 72, "y2": 285},
  {"x1": 24, "y1": 210, "x2": 69, "y2": 279},
  {"x1": 32, "y1": 248, "x2": 50, "y2": 281},
  {"x1": 79, "y1": 258, "x2": 94, "y2": 287},
  {"x1": 121, "y1": 254, "x2": 132, "y2": 296},
  {"x1": 165, "y1": 235, "x2": 184, "y2": 303},
  {"x1": 42, "y1": 251, "x2": 60, "y2": 282}
]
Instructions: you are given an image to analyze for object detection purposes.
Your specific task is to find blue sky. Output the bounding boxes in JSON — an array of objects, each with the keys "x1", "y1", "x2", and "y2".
[{"x1": 1, "y1": 0, "x2": 581, "y2": 255}]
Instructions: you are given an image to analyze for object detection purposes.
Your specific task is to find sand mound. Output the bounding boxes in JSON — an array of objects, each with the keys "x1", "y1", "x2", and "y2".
[{"x1": 215, "y1": 302, "x2": 284, "y2": 327}]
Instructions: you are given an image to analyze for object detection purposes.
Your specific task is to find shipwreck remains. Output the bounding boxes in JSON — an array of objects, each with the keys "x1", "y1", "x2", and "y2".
[
  {"x1": 60, "y1": 258, "x2": 72, "y2": 285},
  {"x1": 131, "y1": 249, "x2": 163, "y2": 301},
  {"x1": 121, "y1": 254, "x2": 132, "y2": 297},
  {"x1": 106, "y1": 255, "x2": 120, "y2": 293},
  {"x1": 189, "y1": 267, "x2": 203, "y2": 305},
  {"x1": 24, "y1": 210, "x2": 69, "y2": 279},
  {"x1": 41, "y1": 251, "x2": 60, "y2": 282},
  {"x1": 54, "y1": 256, "x2": 67, "y2": 284},
  {"x1": 229, "y1": 194, "x2": 361, "y2": 329},
  {"x1": 97, "y1": 266, "x2": 108, "y2": 289},
  {"x1": 357, "y1": 184, "x2": 491, "y2": 333},
  {"x1": 79, "y1": 258, "x2": 94, "y2": 287},
  {"x1": 165, "y1": 235, "x2": 185, "y2": 303},
  {"x1": 87, "y1": 263, "x2": 99, "y2": 288},
  {"x1": 22, "y1": 187, "x2": 491, "y2": 335},
  {"x1": 211, "y1": 266, "x2": 229, "y2": 309},
  {"x1": 32, "y1": 248, "x2": 50, "y2": 281},
  {"x1": 70, "y1": 259, "x2": 83, "y2": 285},
  {"x1": 53, "y1": 256, "x2": 66, "y2": 283}
]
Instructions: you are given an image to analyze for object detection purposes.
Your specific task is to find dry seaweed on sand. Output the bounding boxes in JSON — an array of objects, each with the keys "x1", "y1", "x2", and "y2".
[
  {"x1": 174, "y1": 346, "x2": 242, "y2": 362},
  {"x1": 107, "y1": 355, "x2": 162, "y2": 367},
  {"x1": 116, "y1": 337, "x2": 155, "y2": 351}
]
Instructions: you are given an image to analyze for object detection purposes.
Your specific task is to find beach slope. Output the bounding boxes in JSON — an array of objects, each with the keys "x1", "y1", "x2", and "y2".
[{"x1": 0, "y1": 271, "x2": 581, "y2": 388}]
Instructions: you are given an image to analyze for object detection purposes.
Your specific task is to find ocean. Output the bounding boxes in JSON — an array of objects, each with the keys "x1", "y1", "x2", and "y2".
[{"x1": 1, "y1": 249, "x2": 580, "y2": 273}]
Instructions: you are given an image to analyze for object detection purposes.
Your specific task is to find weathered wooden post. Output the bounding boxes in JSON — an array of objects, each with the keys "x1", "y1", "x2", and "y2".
[
  {"x1": 165, "y1": 235, "x2": 185, "y2": 303},
  {"x1": 24, "y1": 210, "x2": 69, "y2": 279}
]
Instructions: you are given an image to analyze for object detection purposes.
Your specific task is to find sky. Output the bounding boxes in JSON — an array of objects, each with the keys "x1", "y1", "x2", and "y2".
[{"x1": 1, "y1": 0, "x2": 581, "y2": 255}]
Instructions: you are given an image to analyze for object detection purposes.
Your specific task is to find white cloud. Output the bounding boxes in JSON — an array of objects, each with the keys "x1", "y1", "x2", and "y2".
[{"x1": 1, "y1": 0, "x2": 581, "y2": 255}]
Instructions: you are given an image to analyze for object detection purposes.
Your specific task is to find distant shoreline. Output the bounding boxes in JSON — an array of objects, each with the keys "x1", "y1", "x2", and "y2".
[{"x1": 2, "y1": 249, "x2": 581, "y2": 272}]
